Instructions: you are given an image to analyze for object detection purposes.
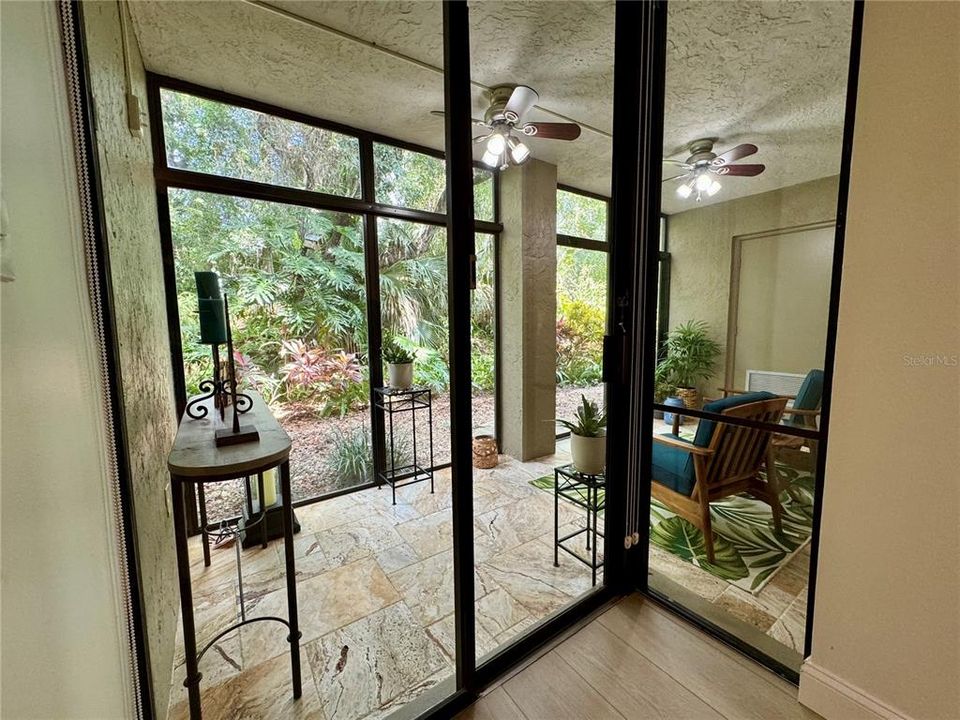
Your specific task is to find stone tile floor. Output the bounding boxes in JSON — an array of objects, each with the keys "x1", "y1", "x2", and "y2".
[
  {"x1": 168, "y1": 446, "x2": 600, "y2": 720},
  {"x1": 168, "y1": 436, "x2": 808, "y2": 719}
]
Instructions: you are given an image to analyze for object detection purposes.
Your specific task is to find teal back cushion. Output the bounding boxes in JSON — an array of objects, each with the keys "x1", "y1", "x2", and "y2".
[
  {"x1": 693, "y1": 391, "x2": 776, "y2": 448},
  {"x1": 651, "y1": 391, "x2": 775, "y2": 497},
  {"x1": 788, "y1": 369, "x2": 824, "y2": 427}
]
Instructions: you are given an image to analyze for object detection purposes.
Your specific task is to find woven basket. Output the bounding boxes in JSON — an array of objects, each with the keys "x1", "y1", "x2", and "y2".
[
  {"x1": 472, "y1": 435, "x2": 498, "y2": 469},
  {"x1": 676, "y1": 387, "x2": 700, "y2": 409}
]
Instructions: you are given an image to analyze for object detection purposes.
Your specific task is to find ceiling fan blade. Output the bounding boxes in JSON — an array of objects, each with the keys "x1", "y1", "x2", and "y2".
[
  {"x1": 662, "y1": 173, "x2": 691, "y2": 183},
  {"x1": 715, "y1": 163, "x2": 766, "y2": 177},
  {"x1": 522, "y1": 122, "x2": 581, "y2": 141},
  {"x1": 663, "y1": 159, "x2": 693, "y2": 168},
  {"x1": 712, "y1": 143, "x2": 758, "y2": 165},
  {"x1": 504, "y1": 85, "x2": 539, "y2": 121}
]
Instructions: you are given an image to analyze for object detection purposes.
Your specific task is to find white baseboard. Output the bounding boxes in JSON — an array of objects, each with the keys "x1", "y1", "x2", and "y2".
[{"x1": 799, "y1": 660, "x2": 912, "y2": 720}]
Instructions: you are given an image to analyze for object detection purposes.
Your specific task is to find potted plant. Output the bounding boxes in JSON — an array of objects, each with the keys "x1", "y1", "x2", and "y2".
[
  {"x1": 653, "y1": 359, "x2": 674, "y2": 419},
  {"x1": 663, "y1": 320, "x2": 722, "y2": 409},
  {"x1": 557, "y1": 395, "x2": 607, "y2": 475},
  {"x1": 383, "y1": 339, "x2": 414, "y2": 389}
]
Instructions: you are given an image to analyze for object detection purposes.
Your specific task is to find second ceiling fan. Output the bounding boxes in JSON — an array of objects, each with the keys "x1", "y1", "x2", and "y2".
[{"x1": 664, "y1": 138, "x2": 766, "y2": 202}]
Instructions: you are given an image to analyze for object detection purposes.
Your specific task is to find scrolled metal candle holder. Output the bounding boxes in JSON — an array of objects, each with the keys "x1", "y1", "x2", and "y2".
[{"x1": 187, "y1": 272, "x2": 258, "y2": 446}]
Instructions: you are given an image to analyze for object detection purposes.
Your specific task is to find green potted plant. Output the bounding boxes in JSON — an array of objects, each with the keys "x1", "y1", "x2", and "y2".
[
  {"x1": 557, "y1": 395, "x2": 607, "y2": 475},
  {"x1": 663, "y1": 320, "x2": 722, "y2": 409},
  {"x1": 382, "y1": 338, "x2": 415, "y2": 389}
]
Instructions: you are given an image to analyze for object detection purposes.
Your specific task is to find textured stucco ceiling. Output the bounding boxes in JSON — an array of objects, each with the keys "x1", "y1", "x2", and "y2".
[{"x1": 127, "y1": 0, "x2": 852, "y2": 212}]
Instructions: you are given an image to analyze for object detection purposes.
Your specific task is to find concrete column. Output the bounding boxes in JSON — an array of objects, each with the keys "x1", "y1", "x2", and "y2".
[{"x1": 499, "y1": 159, "x2": 557, "y2": 461}]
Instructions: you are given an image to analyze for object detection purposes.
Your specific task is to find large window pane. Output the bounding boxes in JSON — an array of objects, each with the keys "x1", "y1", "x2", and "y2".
[
  {"x1": 374, "y1": 143, "x2": 446, "y2": 213},
  {"x1": 472, "y1": 234, "x2": 496, "y2": 436},
  {"x1": 160, "y1": 89, "x2": 361, "y2": 197},
  {"x1": 169, "y1": 189, "x2": 371, "y2": 513},
  {"x1": 556, "y1": 246, "x2": 607, "y2": 429},
  {"x1": 556, "y1": 188, "x2": 607, "y2": 241},
  {"x1": 377, "y1": 217, "x2": 451, "y2": 466},
  {"x1": 373, "y1": 142, "x2": 495, "y2": 221}
]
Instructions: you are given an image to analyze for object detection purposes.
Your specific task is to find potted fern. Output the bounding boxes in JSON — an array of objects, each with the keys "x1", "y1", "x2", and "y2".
[
  {"x1": 558, "y1": 395, "x2": 607, "y2": 475},
  {"x1": 663, "y1": 320, "x2": 722, "y2": 409},
  {"x1": 383, "y1": 338, "x2": 415, "y2": 390}
]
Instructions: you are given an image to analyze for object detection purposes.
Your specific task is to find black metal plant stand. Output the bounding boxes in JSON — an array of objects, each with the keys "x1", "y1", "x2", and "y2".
[
  {"x1": 554, "y1": 463, "x2": 606, "y2": 586},
  {"x1": 373, "y1": 386, "x2": 435, "y2": 505}
]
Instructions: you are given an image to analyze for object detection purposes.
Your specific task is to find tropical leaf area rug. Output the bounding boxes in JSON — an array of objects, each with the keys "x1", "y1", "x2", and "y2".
[{"x1": 531, "y1": 460, "x2": 814, "y2": 594}]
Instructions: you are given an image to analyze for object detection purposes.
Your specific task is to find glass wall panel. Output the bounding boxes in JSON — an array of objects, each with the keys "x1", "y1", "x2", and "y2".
[
  {"x1": 377, "y1": 217, "x2": 450, "y2": 467},
  {"x1": 469, "y1": 0, "x2": 615, "y2": 664},
  {"x1": 168, "y1": 189, "x2": 370, "y2": 514},
  {"x1": 648, "y1": 0, "x2": 855, "y2": 670},
  {"x1": 473, "y1": 233, "x2": 497, "y2": 437},
  {"x1": 556, "y1": 245, "x2": 607, "y2": 430},
  {"x1": 556, "y1": 188, "x2": 607, "y2": 241},
  {"x1": 160, "y1": 89, "x2": 361, "y2": 197}
]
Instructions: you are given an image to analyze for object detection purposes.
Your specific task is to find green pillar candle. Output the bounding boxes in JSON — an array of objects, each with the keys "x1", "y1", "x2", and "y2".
[{"x1": 195, "y1": 271, "x2": 227, "y2": 345}]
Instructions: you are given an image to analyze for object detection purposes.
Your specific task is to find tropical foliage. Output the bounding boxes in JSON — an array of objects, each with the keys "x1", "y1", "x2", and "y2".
[{"x1": 164, "y1": 89, "x2": 496, "y2": 416}]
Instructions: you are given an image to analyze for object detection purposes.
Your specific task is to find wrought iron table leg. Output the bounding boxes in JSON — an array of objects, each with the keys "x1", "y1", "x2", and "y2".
[
  {"x1": 197, "y1": 481, "x2": 211, "y2": 567},
  {"x1": 171, "y1": 475, "x2": 203, "y2": 719},
  {"x1": 554, "y1": 469, "x2": 559, "y2": 567},
  {"x1": 279, "y1": 461, "x2": 302, "y2": 699},
  {"x1": 591, "y1": 484, "x2": 598, "y2": 587}
]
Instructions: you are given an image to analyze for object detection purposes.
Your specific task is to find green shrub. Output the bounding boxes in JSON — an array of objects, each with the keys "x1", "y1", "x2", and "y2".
[{"x1": 323, "y1": 426, "x2": 411, "y2": 490}]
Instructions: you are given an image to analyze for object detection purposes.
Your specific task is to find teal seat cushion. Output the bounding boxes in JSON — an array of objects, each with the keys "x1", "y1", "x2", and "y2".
[
  {"x1": 651, "y1": 435, "x2": 696, "y2": 496},
  {"x1": 788, "y1": 369, "x2": 824, "y2": 427},
  {"x1": 652, "y1": 391, "x2": 776, "y2": 497}
]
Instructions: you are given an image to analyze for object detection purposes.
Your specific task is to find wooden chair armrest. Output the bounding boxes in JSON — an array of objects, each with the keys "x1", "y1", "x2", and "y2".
[
  {"x1": 652, "y1": 433, "x2": 713, "y2": 456},
  {"x1": 782, "y1": 407, "x2": 821, "y2": 417}
]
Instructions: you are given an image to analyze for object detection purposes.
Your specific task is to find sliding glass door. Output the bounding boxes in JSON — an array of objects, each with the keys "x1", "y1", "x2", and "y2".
[{"x1": 645, "y1": 0, "x2": 859, "y2": 676}]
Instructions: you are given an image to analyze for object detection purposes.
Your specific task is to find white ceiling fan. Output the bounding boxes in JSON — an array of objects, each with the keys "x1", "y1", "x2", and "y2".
[{"x1": 433, "y1": 85, "x2": 582, "y2": 170}]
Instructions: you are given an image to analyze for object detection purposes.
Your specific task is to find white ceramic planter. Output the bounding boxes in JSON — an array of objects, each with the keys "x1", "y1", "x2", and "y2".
[
  {"x1": 388, "y1": 362, "x2": 413, "y2": 389},
  {"x1": 570, "y1": 432, "x2": 606, "y2": 475}
]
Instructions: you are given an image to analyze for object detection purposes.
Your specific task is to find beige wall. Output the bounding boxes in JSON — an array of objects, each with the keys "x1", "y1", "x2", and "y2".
[
  {"x1": 667, "y1": 176, "x2": 839, "y2": 392},
  {"x1": 82, "y1": 3, "x2": 180, "y2": 717},
  {"x1": 733, "y1": 224, "x2": 834, "y2": 386},
  {"x1": 0, "y1": 2, "x2": 131, "y2": 717},
  {"x1": 798, "y1": 2, "x2": 960, "y2": 719}
]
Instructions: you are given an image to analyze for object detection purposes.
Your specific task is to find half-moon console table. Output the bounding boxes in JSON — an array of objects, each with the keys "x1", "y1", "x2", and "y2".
[{"x1": 167, "y1": 392, "x2": 301, "y2": 719}]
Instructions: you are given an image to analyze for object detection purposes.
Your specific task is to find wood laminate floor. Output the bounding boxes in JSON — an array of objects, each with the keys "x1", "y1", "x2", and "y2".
[{"x1": 458, "y1": 594, "x2": 820, "y2": 720}]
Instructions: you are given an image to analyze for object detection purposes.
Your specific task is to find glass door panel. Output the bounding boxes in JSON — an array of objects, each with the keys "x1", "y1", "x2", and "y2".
[
  {"x1": 468, "y1": 0, "x2": 616, "y2": 663},
  {"x1": 647, "y1": 0, "x2": 856, "y2": 671}
]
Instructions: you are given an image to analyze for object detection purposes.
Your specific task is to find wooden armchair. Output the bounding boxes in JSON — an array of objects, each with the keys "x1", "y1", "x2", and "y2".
[{"x1": 651, "y1": 392, "x2": 788, "y2": 563}]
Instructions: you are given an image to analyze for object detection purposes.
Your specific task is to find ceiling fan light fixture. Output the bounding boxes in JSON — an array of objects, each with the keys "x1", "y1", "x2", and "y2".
[
  {"x1": 707, "y1": 179, "x2": 722, "y2": 197},
  {"x1": 481, "y1": 149, "x2": 500, "y2": 168},
  {"x1": 507, "y1": 136, "x2": 530, "y2": 164},
  {"x1": 694, "y1": 171, "x2": 713, "y2": 192},
  {"x1": 676, "y1": 182, "x2": 693, "y2": 199},
  {"x1": 486, "y1": 132, "x2": 506, "y2": 155}
]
